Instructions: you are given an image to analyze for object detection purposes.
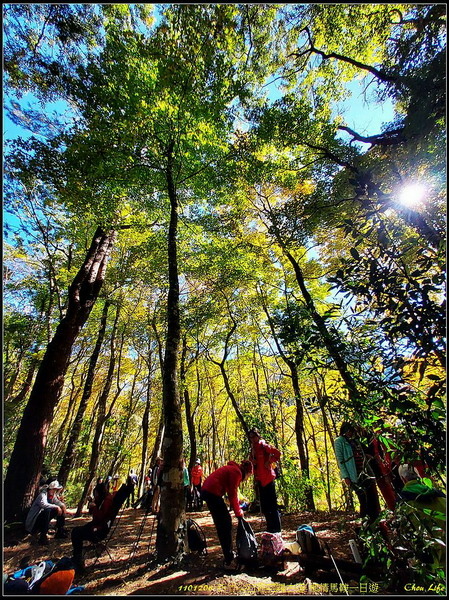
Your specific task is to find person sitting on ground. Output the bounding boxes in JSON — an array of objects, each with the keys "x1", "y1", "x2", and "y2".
[
  {"x1": 71, "y1": 481, "x2": 116, "y2": 573},
  {"x1": 201, "y1": 459, "x2": 253, "y2": 570},
  {"x1": 25, "y1": 479, "x2": 68, "y2": 545},
  {"x1": 248, "y1": 428, "x2": 282, "y2": 533}
]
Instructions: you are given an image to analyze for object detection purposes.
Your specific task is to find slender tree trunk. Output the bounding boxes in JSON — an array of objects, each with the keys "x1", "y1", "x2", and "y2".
[
  {"x1": 58, "y1": 299, "x2": 110, "y2": 487},
  {"x1": 4, "y1": 227, "x2": 116, "y2": 521},
  {"x1": 150, "y1": 415, "x2": 165, "y2": 467},
  {"x1": 76, "y1": 304, "x2": 120, "y2": 516},
  {"x1": 181, "y1": 336, "x2": 197, "y2": 473},
  {"x1": 265, "y1": 211, "x2": 361, "y2": 406},
  {"x1": 156, "y1": 150, "x2": 185, "y2": 562},
  {"x1": 291, "y1": 368, "x2": 316, "y2": 510},
  {"x1": 209, "y1": 313, "x2": 249, "y2": 437},
  {"x1": 4, "y1": 350, "x2": 26, "y2": 400},
  {"x1": 4, "y1": 358, "x2": 38, "y2": 416},
  {"x1": 305, "y1": 410, "x2": 331, "y2": 510},
  {"x1": 260, "y1": 293, "x2": 315, "y2": 510},
  {"x1": 139, "y1": 381, "x2": 152, "y2": 496}
]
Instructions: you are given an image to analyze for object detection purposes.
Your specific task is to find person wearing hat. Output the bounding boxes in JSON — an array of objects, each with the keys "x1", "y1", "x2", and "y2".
[
  {"x1": 248, "y1": 428, "x2": 282, "y2": 533},
  {"x1": 25, "y1": 479, "x2": 68, "y2": 545},
  {"x1": 190, "y1": 459, "x2": 204, "y2": 510},
  {"x1": 201, "y1": 459, "x2": 254, "y2": 570}
]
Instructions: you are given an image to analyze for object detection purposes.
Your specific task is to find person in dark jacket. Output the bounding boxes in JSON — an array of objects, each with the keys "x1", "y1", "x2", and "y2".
[{"x1": 201, "y1": 460, "x2": 253, "y2": 570}]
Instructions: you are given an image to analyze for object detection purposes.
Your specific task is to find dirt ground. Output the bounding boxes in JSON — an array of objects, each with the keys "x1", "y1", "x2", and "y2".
[{"x1": 4, "y1": 507, "x2": 372, "y2": 596}]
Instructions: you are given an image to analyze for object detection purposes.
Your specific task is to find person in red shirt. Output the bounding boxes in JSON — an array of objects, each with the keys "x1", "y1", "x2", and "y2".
[
  {"x1": 190, "y1": 459, "x2": 204, "y2": 510},
  {"x1": 201, "y1": 460, "x2": 253, "y2": 570},
  {"x1": 70, "y1": 480, "x2": 135, "y2": 574},
  {"x1": 249, "y1": 428, "x2": 282, "y2": 533}
]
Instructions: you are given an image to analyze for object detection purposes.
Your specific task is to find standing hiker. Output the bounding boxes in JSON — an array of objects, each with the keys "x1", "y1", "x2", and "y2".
[{"x1": 249, "y1": 428, "x2": 282, "y2": 533}]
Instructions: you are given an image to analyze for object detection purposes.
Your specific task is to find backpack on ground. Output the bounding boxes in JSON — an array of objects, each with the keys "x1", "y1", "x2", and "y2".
[
  {"x1": 4, "y1": 556, "x2": 82, "y2": 595},
  {"x1": 260, "y1": 531, "x2": 285, "y2": 558},
  {"x1": 186, "y1": 518, "x2": 207, "y2": 554},
  {"x1": 296, "y1": 524, "x2": 325, "y2": 556},
  {"x1": 236, "y1": 517, "x2": 258, "y2": 565}
]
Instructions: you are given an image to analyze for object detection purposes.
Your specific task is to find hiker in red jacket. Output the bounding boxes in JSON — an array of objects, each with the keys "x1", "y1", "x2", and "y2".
[
  {"x1": 249, "y1": 428, "x2": 282, "y2": 533},
  {"x1": 201, "y1": 460, "x2": 253, "y2": 570},
  {"x1": 71, "y1": 482, "x2": 116, "y2": 574}
]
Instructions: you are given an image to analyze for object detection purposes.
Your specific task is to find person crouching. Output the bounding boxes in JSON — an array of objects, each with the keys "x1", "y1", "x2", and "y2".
[
  {"x1": 25, "y1": 479, "x2": 68, "y2": 545},
  {"x1": 201, "y1": 460, "x2": 253, "y2": 570}
]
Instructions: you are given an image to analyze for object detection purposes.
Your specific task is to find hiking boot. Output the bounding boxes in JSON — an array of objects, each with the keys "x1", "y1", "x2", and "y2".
[
  {"x1": 223, "y1": 552, "x2": 238, "y2": 571},
  {"x1": 54, "y1": 528, "x2": 69, "y2": 539},
  {"x1": 223, "y1": 558, "x2": 239, "y2": 571},
  {"x1": 38, "y1": 534, "x2": 49, "y2": 546}
]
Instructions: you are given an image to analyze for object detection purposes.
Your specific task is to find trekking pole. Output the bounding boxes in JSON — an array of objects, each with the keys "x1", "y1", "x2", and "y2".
[
  {"x1": 126, "y1": 506, "x2": 151, "y2": 572},
  {"x1": 147, "y1": 512, "x2": 158, "y2": 563},
  {"x1": 91, "y1": 502, "x2": 127, "y2": 569},
  {"x1": 324, "y1": 541, "x2": 349, "y2": 596}
]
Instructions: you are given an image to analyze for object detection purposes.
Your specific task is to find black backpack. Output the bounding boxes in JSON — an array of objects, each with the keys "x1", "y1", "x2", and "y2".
[
  {"x1": 236, "y1": 517, "x2": 258, "y2": 565},
  {"x1": 186, "y1": 518, "x2": 207, "y2": 554},
  {"x1": 296, "y1": 524, "x2": 325, "y2": 556}
]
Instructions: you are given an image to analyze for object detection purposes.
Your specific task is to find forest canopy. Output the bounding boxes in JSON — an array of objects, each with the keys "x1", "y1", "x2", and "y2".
[{"x1": 3, "y1": 1, "x2": 446, "y2": 571}]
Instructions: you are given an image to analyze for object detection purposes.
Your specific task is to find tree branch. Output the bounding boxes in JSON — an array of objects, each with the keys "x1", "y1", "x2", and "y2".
[
  {"x1": 293, "y1": 27, "x2": 399, "y2": 85},
  {"x1": 338, "y1": 125, "x2": 405, "y2": 146}
]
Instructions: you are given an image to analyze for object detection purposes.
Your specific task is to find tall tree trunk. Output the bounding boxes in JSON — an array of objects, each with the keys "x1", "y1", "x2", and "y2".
[
  {"x1": 209, "y1": 309, "x2": 249, "y2": 437},
  {"x1": 4, "y1": 358, "x2": 38, "y2": 418},
  {"x1": 181, "y1": 335, "x2": 197, "y2": 473},
  {"x1": 260, "y1": 292, "x2": 315, "y2": 510},
  {"x1": 75, "y1": 304, "x2": 120, "y2": 516},
  {"x1": 156, "y1": 150, "x2": 185, "y2": 562},
  {"x1": 138, "y1": 359, "x2": 153, "y2": 497},
  {"x1": 150, "y1": 415, "x2": 165, "y2": 467},
  {"x1": 264, "y1": 208, "x2": 361, "y2": 406},
  {"x1": 4, "y1": 227, "x2": 116, "y2": 521},
  {"x1": 58, "y1": 299, "x2": 110, "y2": 487}
]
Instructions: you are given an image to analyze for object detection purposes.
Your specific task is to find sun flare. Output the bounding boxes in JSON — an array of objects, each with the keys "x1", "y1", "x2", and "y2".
[{"x1": 398, "y1": 183, "x2": 427, "y2": 207}]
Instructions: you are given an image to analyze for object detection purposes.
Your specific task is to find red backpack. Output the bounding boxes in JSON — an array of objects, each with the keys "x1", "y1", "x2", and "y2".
[{"x1": 260, "y1": 532, "x2": 285, "y2": 557}]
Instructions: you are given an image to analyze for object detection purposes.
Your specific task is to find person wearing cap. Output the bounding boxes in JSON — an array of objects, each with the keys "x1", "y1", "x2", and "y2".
[
  {"x1": 201, "y1": 459, "x2": 253, "y2": 570},
  {"x1": 190, "y1": 459, "x2": 204, "y2": 510},
  {"x1": 111, "y1": 473, "x2": 121, "y2": 493},
  {"x1": 248, "y1": 428, "x2": 282, "y2": 533},
  {"x1": 25, "y1": 479, "x2": 68, "y2": 545}
]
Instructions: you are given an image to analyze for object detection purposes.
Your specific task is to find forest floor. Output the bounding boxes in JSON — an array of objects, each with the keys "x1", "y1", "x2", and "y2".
[{"x1": 4, "y1": 507, "x2": 386, "y2": 596}]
